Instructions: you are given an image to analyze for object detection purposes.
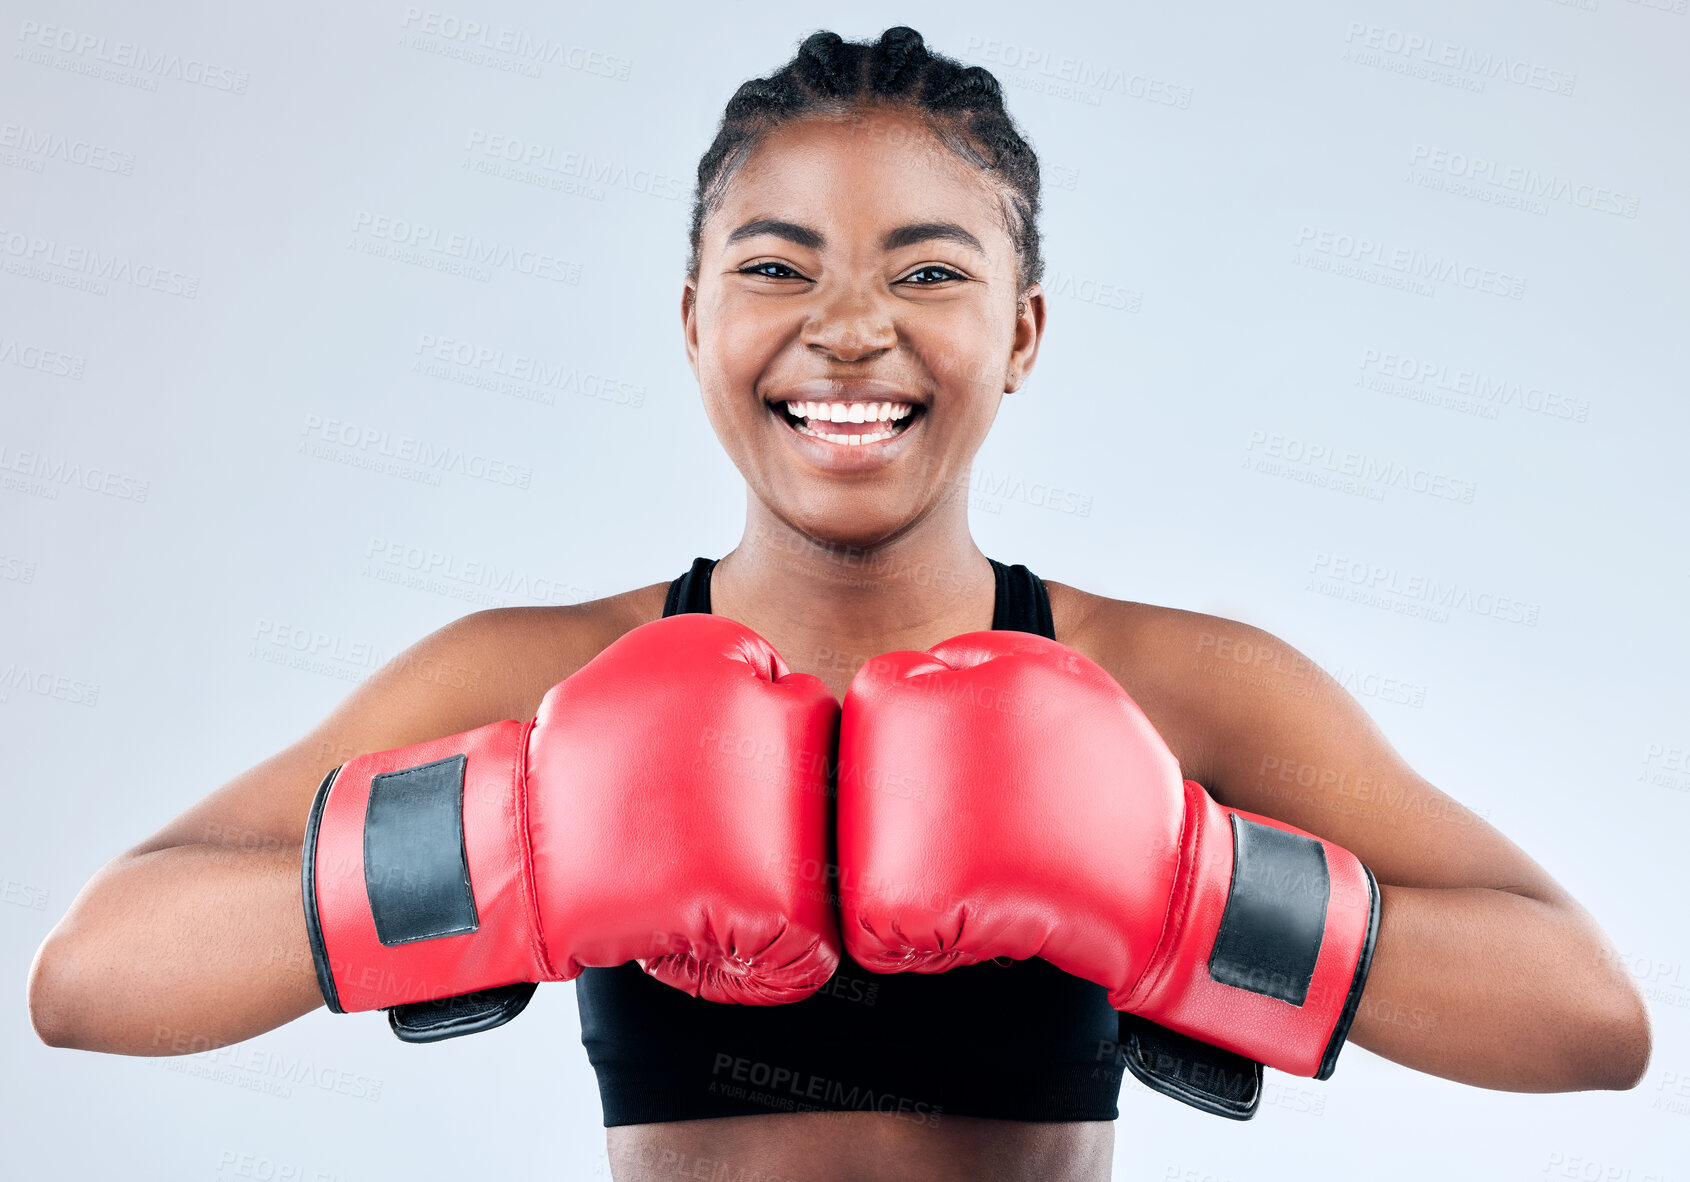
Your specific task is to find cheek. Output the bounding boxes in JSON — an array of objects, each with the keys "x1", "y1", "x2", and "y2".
[
  {"x1": 922, "y1": 306, "x2": 1014, "y2": 392},
  {"x1": 701, "y1": 295, "x2": 787, "y2": 384}
]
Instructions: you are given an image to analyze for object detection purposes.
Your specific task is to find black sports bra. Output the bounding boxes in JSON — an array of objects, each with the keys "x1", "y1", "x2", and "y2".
[{"x1": 574, "y1": 557, "x2": 1126, "y2": 1126}]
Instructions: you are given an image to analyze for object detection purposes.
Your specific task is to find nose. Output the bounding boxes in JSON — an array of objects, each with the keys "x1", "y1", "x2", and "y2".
[{"x1": 799, "y1": 284, "x2": 896, "y2": 362}]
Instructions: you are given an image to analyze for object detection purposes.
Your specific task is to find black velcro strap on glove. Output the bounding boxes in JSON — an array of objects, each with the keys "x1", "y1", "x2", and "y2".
[
  {"x1": 388, "y1": 982, "x2": 539, "y2": 1043},
  {"x1": 1118, "y1": 1011, "x2": 1263, "y2": 1120},
  {"x1": 1209, "y1": 815, "x2": 1331, "y2": 1005}
]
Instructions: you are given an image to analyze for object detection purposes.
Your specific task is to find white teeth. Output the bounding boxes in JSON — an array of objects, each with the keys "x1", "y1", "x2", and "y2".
[
  {"x1": 781, "y1": 400, "x2": 919, "y2": 421},
  {"x1": 794, "y1": 424, "x2": 900, "y2": 445},
  {"x1": 777, "y1": 399, "x2": 921, "y2": 447}
]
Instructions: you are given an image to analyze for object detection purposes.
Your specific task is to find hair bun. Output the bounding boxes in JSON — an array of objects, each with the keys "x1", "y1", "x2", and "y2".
[
  {"x1": 878, "y1": 27, "x2": 927, "y2": 55},
  {"x1": 794, "y1": 30, "x2": 851, "y2": 98},
  {"x1": 874, "y1": 26, "x2": 928, "y2": 94}
]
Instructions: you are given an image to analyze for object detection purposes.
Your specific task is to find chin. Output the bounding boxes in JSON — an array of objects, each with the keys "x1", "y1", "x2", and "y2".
[{"x1": 767, "y1": 491, "x2": 922, "y2": 558}]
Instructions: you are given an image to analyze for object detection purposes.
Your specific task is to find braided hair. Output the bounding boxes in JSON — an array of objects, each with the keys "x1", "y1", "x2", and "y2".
[{"x1": 687, "y1": 27, "x2": 1044, "y2": 293}]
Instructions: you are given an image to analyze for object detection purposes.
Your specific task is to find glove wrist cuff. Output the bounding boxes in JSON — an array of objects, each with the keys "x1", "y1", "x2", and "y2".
[
  {"x1": 1131, "y1": 788, "x2": 1382, "y2": 1078},
  {"x1": 303, "y1": 718, "x2": 542, "y2": 1014},
  {"x1": 1315, "y1": 862, "x2": 1381, "y2": 1079}
]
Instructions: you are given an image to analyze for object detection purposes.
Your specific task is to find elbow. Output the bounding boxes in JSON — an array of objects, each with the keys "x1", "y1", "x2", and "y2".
[
  {"x1": 1601, "y1": 999, "x2": 1653, "y2": 1092},
  {"x1": 27, "y1": 934, "x2": 82, "y2": 1049},
  {"x1": 1571, "y1": 980, "x2": 1653, "y2": 1092},
  {"x1": 27, "y1": 928, "x2": 101, "y2": 1051}
]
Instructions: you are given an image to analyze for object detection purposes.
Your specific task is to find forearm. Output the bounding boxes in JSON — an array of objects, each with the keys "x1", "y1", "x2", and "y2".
[
  {"x1": 28, "y1": 844, "x2": 324, "y2": 1055},
  {"x1": 1346, "y1": 883, "x2": 1650, "y2": 1091}
]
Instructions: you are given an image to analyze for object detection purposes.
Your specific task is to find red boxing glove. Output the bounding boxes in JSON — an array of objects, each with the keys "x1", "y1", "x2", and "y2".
[
  {"x1": 305, "y1": 614, "x2": 840, "y2": 1041},
  {"x1": 839, "y1": 631, "x2": 1378, "y2": 1088}
]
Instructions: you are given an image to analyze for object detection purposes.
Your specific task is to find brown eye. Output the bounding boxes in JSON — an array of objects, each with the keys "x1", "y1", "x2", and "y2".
[
  {"x1": 901, "y1": 266, "x2": 964, "y2": 285},
  {"x1": 740, "y1": 262, "x2": 805, "y2": 280}
]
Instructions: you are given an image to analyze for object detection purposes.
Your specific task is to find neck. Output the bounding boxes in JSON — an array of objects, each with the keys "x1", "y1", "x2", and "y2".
[{"x1": 710, "y1": 490, "x2": 996, "y2": 694}]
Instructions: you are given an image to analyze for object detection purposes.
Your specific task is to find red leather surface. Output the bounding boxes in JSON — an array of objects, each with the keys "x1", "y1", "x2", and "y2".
[
  {"x1": 528, "y1": 614, "x2": 841, "y2": 1003},
  {"x1": 838, "y1": 630, "x2": 1371, "y2": 1077},
  {"x1": 1122, "y1": 793, "x2": 1375, "y2": 1077},
  {"x1": 313, "y1": 719, "x2": 535, "y2": 1012},
  {"x1": 839, "y1": 632, "x2": 1184, "y2": 990},
  {"x1": 312, "y1": 614, "x2": 841, "y2": 1011}
]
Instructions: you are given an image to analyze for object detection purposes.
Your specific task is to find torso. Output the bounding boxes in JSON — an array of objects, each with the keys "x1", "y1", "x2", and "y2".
[{"x1": 472, "y1": 575, "x2": 1215, "y2": 1182}]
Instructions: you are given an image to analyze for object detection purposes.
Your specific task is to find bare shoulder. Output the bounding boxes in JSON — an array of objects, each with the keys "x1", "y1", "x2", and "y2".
[
  {"x1": 437, "y1": 580, "x2": 671, "y2": 718},
  {"x1": 1046, "y1": 580, "x2": 1332, "y2": 786},
  {"x1": 1047, "y1": 579, "x2": 1543, "y2": 893},
  {"x1": 126, "y1": 580, "x2": 670, "y2": 859}
]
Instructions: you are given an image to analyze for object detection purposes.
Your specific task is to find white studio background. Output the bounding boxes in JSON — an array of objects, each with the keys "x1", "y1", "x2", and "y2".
[{"x1": 2, "y1": 1, "x2": 1686, "y2": 1180}]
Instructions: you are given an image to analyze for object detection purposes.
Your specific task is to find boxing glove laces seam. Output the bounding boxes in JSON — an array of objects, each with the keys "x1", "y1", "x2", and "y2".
[
  {"x1": 1120, "y1": 781, "x2": 1205, "y2": 1013},
  {"x1": 511, "y1": 717, "x2": 555, "y2": 979}
]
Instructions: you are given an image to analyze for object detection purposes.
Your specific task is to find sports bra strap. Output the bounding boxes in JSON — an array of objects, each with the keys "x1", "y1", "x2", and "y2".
[{"x1": 662, "y1": 557, "x2": 1054, "y2": 640}]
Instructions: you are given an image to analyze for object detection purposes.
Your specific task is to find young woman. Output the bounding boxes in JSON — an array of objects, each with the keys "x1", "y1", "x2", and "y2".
[{"x1": 28, "y1": 27, "x2": 1649, "y2": 1182}]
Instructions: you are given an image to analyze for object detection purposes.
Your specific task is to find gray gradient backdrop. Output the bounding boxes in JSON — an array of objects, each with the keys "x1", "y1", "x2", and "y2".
[{"x1": 2, "y1": 2, "x2": 1687, "y2": 1179}]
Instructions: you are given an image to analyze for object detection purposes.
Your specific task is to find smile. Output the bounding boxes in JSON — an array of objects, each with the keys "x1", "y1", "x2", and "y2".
[{"x1": 773, "y1": 400, "x2": 923, "y2": 446}]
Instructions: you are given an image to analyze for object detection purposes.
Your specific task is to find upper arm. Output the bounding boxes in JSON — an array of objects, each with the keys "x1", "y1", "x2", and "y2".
[
  {"x1": 123, "y1": 606, "x2": 600, "y2": 862},
  {"x1": 1091, "y1": 605, "x2": 1567, "y2": 902}
]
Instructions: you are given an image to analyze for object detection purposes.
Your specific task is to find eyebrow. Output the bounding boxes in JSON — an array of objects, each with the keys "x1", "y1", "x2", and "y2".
[{"x1": 724, "y1": 218, "x2": 987, "y2": 256}]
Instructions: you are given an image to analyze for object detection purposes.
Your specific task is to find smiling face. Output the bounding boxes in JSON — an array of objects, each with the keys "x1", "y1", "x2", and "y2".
[{"x1": 683, "y1": 106, "x2": 1045, "y2": 551}]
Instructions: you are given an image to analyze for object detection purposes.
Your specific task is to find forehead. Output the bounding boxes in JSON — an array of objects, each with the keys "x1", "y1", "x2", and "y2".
[{"x1": 716, "y1": 110, "x2": 1008, "y2": 240}]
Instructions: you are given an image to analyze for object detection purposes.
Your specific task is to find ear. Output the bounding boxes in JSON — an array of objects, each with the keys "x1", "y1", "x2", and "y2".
[
  {"x1": 1005, "y1": 283, "x2": 1046, "y2": 394},
  {"x1": 681, "y1": 279, "x2": 700, "y2": 378}
]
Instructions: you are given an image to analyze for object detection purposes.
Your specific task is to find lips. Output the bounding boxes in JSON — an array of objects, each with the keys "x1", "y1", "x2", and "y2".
[
  {"x1": 775, "y1": 399, "x2": 920, "y2": 446},
  {"x1": 758, "y1": 379, "x2": 929, "y2": 472}
]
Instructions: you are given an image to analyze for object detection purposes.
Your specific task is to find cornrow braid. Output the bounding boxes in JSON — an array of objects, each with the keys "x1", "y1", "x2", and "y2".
[{"x1": 687, "y1": 27, "x2": 1044, "y2": 292}]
